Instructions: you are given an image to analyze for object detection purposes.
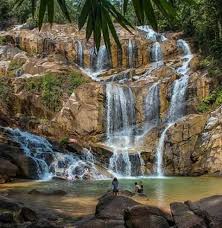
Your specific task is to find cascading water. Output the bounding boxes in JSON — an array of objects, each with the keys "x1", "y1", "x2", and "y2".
[
  {"x1": 106, "y1": 83, "x2": 140, "y2": 176},
  {"x1": 155, "y1": 39, "x2": 193, "y2": 176},
  {"x1": 105, "y1": 79, "x2": 163, "y2": 177},
  {"x1": 150, "y1": 42, "x2": 163, "y2": 63},
  {"x1": 128, "y1": 39, "x2": 134, "y2": 68},
  {"x1": 106, "y1": 83, "x2": 136, "y2": 176},
  {"x1": 137, "y1": 25, "x2": 167, "y2": 42},
  {"x1": 144, "y1": 82, "x2": 160, "y2": 125},
  {"x1": 106, "y1": 83, "x2": 135, "y2": 140},
  {"x1": 75, "y1": 40, "x2": 84, "y2": 67},
  {"x1": 95, "y1": 45, "x2": 110, "y2": 73},
  {"x1": 6, "y1": 128, "x2": 106, "y2": 180}
]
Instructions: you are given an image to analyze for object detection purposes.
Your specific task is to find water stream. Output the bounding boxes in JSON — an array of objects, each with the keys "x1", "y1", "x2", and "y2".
[
  {"x1": 155, "y1": 39, "x2": 193, "y2": 176},
  {"x1": 75, "y1": 40, "x2": 84, "y2": 67}
]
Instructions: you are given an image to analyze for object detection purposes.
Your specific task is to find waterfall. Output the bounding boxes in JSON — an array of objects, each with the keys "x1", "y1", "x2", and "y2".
[
  {"x1": 137, "y1": 152, "x2": 145, "y2": 175},
  {"x1": 93, "y1": 45, "x2": 110, "y2": 73},
  {"x1": 144, "y1": 82, "x2": 160, "y2": 125},
  {"x1": 106, "y1": 83, "x2": 135, "y2": 140},
  {"x1": 75, "y1": 40, "x2": 84, "y2": 67},
  {"x1": 168, "y1": 39, "x2": 193, "y2": 122},
  {"x1": 6, "y1": 128, "x2": 106, "y2": 180},
  {"x1": 155, "y1": 39, "x2": 193, "y2": 176},
  {"x1": 150, "y1": 42, "x2": 163, "y2": 63},
  {"x1": 83, "y1": 45, "x2": 111, "y2": 81},
  {"x1": 128, "y1": 39, "x2": 134, "y2": 68},
  {"x1": 106, "y1": 83, "x2": 137, "y2": 176},
  {"x1": 137, "y1": 25, "x2": 167, "y2": 42}
]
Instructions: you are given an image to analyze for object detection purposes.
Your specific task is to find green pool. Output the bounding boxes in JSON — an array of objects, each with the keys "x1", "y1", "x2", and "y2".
[{"x1": 1, "y1": 177, "x2": 222, "y2": 218}]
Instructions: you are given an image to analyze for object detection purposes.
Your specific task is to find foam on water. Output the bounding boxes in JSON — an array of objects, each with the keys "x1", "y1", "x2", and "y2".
[{"x1": 6, "y1": 128, "x2": 106, "y2": 180}]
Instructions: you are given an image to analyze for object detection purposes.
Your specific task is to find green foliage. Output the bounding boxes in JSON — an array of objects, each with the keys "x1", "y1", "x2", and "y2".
[
  {"x1": 0, "y1": 37, "x2": 7, "y2": 45},
  {"x1": 197, "y1": 87, "x2": 222, "y2": 113},
  {"x1": 158, "y1": 0, "x2": 222, "y2": 61},
  {"x1": 199, "y1": 56, "x2": 222, "y2": 79},
  {"x1": 59, "y1": 137, "x2": 69, "y2": 146},
  {"x1": 25, "y1": 71, "x2": 88, "y2": 112}
]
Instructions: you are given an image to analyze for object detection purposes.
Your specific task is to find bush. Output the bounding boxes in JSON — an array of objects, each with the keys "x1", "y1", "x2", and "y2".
[
  {"x1": 59, "y1": 137, "x2": 69, "y2": 146},
  {"x1": 25, "y1": 71, "x2": 88, "y2": 112},
  {"x1": 0, "y1": 37, "x2": 7, "y2": 45},
  {"x1": 197, "y1": 87, "x2": 222, "y2": 113},
  {"x1": 199, "y1": 56, "x2": 222, "y2": 80}
]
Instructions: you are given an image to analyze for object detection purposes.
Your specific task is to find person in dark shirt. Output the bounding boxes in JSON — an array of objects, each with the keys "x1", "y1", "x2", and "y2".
[{"x1": 112, "y1": 177, "x2": 119, "y2": 196}]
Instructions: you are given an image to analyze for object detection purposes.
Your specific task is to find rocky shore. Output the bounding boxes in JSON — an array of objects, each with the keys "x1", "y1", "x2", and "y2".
[{"x1": 1, "y1": 191, "x2": 222, "y2": 228}]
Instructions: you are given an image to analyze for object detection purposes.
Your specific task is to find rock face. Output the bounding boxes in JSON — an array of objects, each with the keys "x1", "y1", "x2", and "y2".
[
  {"x1": 0, "y1": 23, "x2": 222, "y2": 177},
  {"x1": 192, "y1": 106, "x2": 222, "y2": 175},
  {"x1": 163, "y1": 114, "x2": 208, "y2": 175},
  {"x1": 54, "y1": 82, "x2": 104, "y2": 136}
]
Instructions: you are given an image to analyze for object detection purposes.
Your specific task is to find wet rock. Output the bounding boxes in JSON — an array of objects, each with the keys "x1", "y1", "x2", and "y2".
[
  {"x1": 124, "y1": 205, "x2": 173, "y2": 228},
  {"x1": 0, "y1": 128, "x2": 39, "y2": 179}
]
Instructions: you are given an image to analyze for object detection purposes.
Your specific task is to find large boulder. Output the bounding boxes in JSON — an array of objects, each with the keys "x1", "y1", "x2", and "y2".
[
  {"x1": 124, "y1": 205, "x2": 173, "y2": 228},
  {"x1": 170, "y1": 202, "x2": 206, "y2": 228},
  {"x1": 186, "y1": 195, "x2": 222, "y2": 227},
  {"x1": 0, "y1": 158, "x2": 18, "y2": 183},
  {"x1": 170, "y1": 195, "x2": 222, "y2": 228},
  {"x1": 95, "y1": 195, "x2": 139, "y2": 220},
  {"x1": 77, "y1": 195, "x2": 140, "y2": 228}
]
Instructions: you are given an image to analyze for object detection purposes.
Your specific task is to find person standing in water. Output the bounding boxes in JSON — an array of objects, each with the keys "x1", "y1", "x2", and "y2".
[{"x1": 112, "y1": 177, "x2": 119, "y2": 196}]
